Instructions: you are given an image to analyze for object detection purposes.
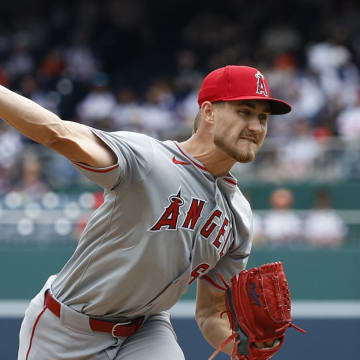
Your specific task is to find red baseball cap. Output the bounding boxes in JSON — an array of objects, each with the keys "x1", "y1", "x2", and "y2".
[{"x1": 197, "y1": 65, "x2": 291, "y2": 115}]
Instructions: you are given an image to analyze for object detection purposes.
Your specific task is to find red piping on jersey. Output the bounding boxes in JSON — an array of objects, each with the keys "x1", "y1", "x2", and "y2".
[
  {"x1": 224, "y1": 177, "x2": 237, "y2": 186},
  {"x1": 202, "y1": 275, "x2": 227, "y2": 291},
  {"x1": 25, "y1": 306, "x2": 48, "y2": 360},
  {"x1": 74, "y1": 162, "x2": 119, "y2": 173},
  {"x1": 174, "y1": 142, "x2": 209, "y2": 172},
  {"x1": 174, "y1": 142, "x2": 237, "y2": 186}
]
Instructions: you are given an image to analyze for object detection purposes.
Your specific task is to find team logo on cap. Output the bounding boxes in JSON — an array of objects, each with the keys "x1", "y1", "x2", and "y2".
[{"x1": 255, "y1": 71, "x2": 268, "y2": 96}]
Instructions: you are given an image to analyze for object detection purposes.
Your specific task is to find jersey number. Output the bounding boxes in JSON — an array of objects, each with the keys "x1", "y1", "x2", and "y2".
[{"x1": 189, "y1": 263, "x2": 210, "y2": 284}]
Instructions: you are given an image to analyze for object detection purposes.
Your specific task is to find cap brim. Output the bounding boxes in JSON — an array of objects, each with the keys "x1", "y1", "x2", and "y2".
[
  {"x1": 267, "y1": 98, "x2": 292, "y2": 115},
  {"x1": 219, "y1": 96, "x2": 292, "y2": 115}
]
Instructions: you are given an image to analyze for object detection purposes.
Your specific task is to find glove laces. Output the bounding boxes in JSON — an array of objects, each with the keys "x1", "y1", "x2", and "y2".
[
  {"x1": 276, "y1": 321, "x2": 306, "y2": 334},
  {"x1": 208, "y1": 333, "x2": 238, "y2": 360}
]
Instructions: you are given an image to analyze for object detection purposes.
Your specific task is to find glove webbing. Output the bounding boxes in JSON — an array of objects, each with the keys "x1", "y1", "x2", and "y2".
[
  {"x1": 227, "y1": 287, "x2": 250, "y2": 356},
  {"x1": 208, "y1": 271, "x2": 306, "y2": 360},
  {"x1": 208, "y1": 273, "x2": 250, "y2": 360}
]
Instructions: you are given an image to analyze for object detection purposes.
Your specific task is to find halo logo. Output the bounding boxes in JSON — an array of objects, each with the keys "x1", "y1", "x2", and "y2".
[{"x1": 255, "y1": 71, "x2": 268, "y2": 96}]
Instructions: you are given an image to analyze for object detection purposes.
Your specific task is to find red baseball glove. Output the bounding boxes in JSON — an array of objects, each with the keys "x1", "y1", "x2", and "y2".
[{"x1": 209, "y1": 262, "x2": 305, "y2": 360}]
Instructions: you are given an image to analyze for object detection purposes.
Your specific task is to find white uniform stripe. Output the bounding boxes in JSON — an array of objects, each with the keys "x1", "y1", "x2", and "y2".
[{"x1": 1, "y1": 300, "x2": 360, "y2": 319}]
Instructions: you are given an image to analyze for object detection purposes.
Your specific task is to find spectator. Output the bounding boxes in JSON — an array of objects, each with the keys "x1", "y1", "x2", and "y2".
[
  {"x1": 336, "y1": 92, "x2": 360, "y2": 178},
  {"x1": 14, "y1": 151, "x2": 49, "y2": 200},
  {"x1": 173, "y1": 49, "x2": 203, "y2": 96},
  {"x1": 65, "y1": 29, "x2": 98, "y2": 82},
  {"x1": 76, "y1": 72, "x2": 116, "y2": 129},
  {"x1": 5, "y1": 43, "x2": 35, "y2": 80},
  {"x1": 290, "y1": 70, "x2": 327, "y2": 124},
  {"x1": 111, "y1": 87, "x2": 144, "y2": 132},
  {"x1": 263, "y1": 188, "x2": 303, "y2": 246},
  {"x1": 304, "y1": 189, "x2": 347, "y2": 247},
  {"x1": 336, "y1": 92, "x2": 360, "y2": 140},
  {"x1": 0, "y1": 121, "x2": 23, "y2": 191},
  {"x1": 138, "y1": 80, "x2": 176, "y2": 138},
  {"x1": 280, "y1": 119, "x2": 322, "y2": 180},
  {"x1": 260, "y1": 25, "x2": 302, "y2": 58},
  {"x1": 307, "y1": 27, "x2": 360, "y2": 108},
  {"x1": 39, "y1": 47, "x2": 66, "y2": 80}
]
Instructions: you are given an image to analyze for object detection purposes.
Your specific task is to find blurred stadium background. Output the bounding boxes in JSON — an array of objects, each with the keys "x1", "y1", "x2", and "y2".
[{"x1": 0, "y1": 0, "x2": 360, "y2": 359}]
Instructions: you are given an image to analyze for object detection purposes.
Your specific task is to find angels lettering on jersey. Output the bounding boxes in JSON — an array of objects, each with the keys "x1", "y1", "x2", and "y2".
[{"x1": 149, "y1": 188, "x2": 234, "y2": 283}]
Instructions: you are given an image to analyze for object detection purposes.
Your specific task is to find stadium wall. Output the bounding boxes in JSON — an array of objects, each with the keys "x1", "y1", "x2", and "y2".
[
  {"x1": 1, "y1": 248, "x2": 359, "y2": 359},
  {"x1": 1, "y1": 247, "x2": 359, "y2": 299}
]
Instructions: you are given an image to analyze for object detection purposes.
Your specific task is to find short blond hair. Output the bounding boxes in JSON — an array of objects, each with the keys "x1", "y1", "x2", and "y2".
[
  {"x1": 193, "y1": 101, "x2": 224, "y2": 133},
  {"x1": 193, "y1": 111, "x2": 201, "y2": 133}
]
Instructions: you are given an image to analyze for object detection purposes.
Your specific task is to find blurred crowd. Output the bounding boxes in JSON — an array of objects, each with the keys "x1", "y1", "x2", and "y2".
[
  {"x1": 0, "y1": 184, "x2": 351, "y2": 248},
  {"x1": 0, "y1": 1, "x2": 360, "y2": 191},
  {"x1": 252, "y1": 187, "x2": 347, "y2": 248}
]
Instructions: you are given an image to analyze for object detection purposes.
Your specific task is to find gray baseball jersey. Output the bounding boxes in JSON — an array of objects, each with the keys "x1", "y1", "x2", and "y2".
[{"x1": 51, "y1": 130, "x2": 253, "y2": 320}]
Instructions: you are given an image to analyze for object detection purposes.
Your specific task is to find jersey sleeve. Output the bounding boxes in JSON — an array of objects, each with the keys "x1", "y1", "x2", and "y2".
[
  {"x1": 73, "y1": 129, "x2": 154, "y2": 190},
  {"x1": 203, "y1": 243, "x2": 251, "y2": 288}
]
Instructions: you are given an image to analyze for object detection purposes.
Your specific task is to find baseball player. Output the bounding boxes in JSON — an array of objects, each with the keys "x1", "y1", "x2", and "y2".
[{"x1": 0, "y1": 65, "x2": 291, "y2": 359}]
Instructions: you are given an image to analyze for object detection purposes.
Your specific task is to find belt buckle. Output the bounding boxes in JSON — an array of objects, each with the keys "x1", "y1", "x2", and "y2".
[{"x1": 111, "y1": 321, "x2": 132, "y2": 338}]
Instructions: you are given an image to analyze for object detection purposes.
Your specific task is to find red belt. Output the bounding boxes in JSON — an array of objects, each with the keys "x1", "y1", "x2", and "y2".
[{"x1": 45, "y1": 291, "x2": 144, "y2": 337}]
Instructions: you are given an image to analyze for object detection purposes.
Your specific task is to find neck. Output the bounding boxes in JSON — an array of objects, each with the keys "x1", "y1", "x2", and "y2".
[{"x1": 180, "y1": 133, "x2": 236, "y2": 177}]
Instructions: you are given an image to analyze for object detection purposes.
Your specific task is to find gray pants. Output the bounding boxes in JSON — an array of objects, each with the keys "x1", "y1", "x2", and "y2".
[{"x1": 18, "y1": 276, "x2": 185, "y2": 360}]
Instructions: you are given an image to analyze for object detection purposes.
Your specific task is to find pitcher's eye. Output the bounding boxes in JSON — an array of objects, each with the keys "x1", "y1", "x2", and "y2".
[{"x1": 238, "y1": 109, "x2": 251, "y2": 116}]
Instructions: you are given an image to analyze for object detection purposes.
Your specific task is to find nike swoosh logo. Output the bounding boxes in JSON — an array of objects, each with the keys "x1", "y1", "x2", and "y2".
[{"x1": 172, "y1": 156, "x2": 191, "y2": 165}]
